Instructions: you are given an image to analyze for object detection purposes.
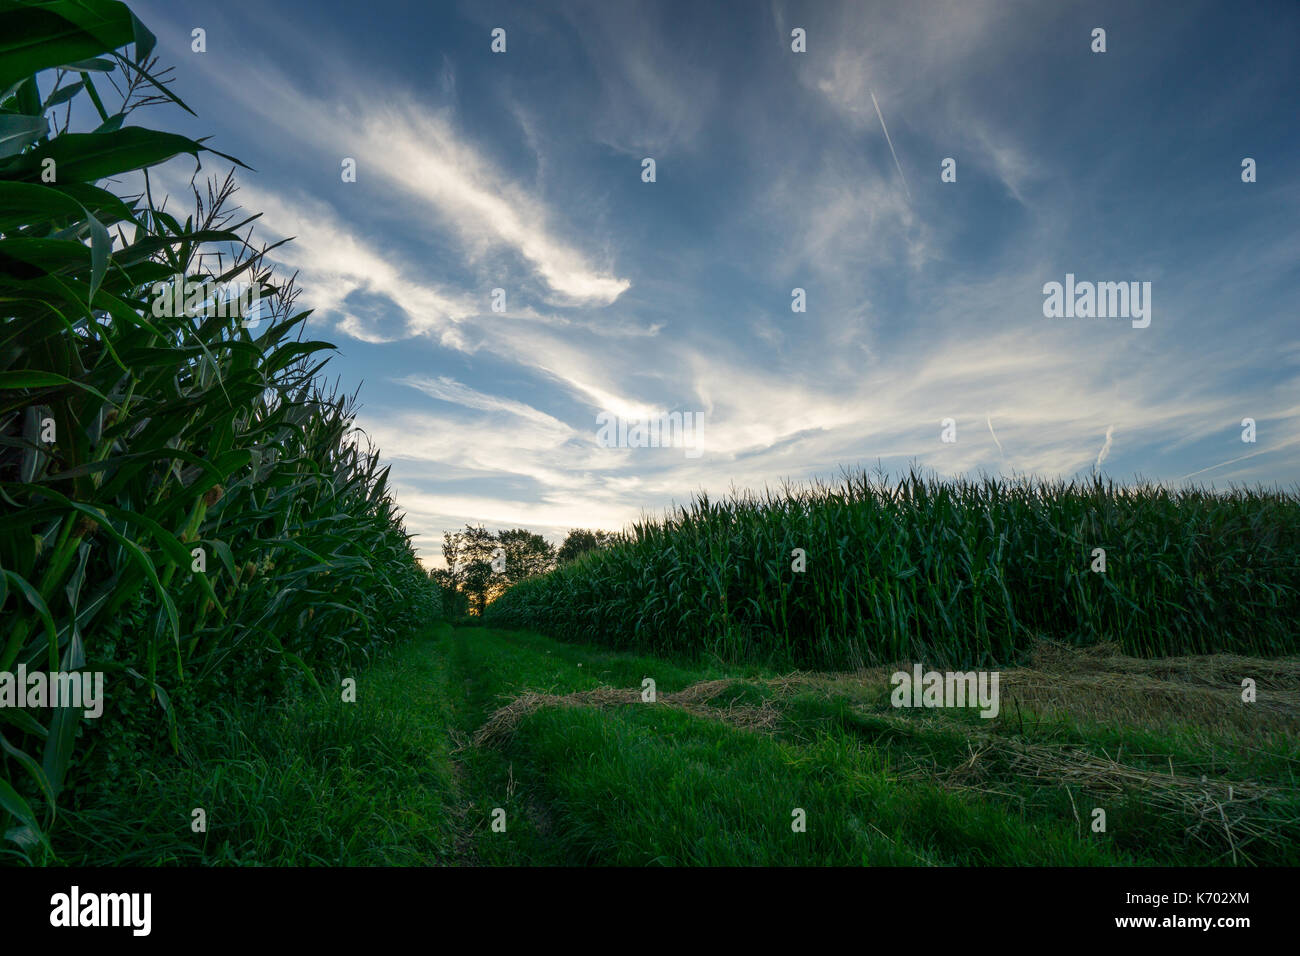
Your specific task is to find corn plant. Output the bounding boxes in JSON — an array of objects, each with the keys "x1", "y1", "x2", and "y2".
[
  {"x1": 486, "y1": 470, "x2": 1300, "y2": 668},
  {"x1": 0, "y1": 0, "x2": 438, "y2": 862}
]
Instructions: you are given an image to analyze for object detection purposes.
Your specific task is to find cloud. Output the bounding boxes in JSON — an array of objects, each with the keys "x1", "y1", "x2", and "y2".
[
  {"x1": 1094, "y1": 425, "x2": 1115, "y2": 475},
  {"x1": 230, "y1": 179, "x2": 484, "y2": 346},
  {"x1": 557, "y1": 0, "x2": 720, "y2": 156},
  {"x1": 153, "y1": 25, "x2": 630, "y2": 308},
  {"x1": 367, "y1": 102, "x2": 630, "y2": 305},
  {"x1": 128, "y1": 0, "x2": 1300, "y2": 567},
  {"x1": 398, "y1": 375, "x2": 572, "y2": 429}
]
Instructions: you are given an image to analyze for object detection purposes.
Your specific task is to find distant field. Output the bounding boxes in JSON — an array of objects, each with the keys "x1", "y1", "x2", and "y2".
[
  {"x1": 486, "y1": 472, "x2": 1300, "y2": 667},
  {"x1": 57, "y1": 624, "x2": 1300, "y2": 866}
]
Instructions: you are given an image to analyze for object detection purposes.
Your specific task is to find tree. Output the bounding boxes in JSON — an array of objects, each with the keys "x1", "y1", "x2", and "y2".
[
  {"x1": 439, "y1": 525, "x2": 557, "y2": 615},
  {"x1": 440, "y1": 525, "x2": 498, "y2": 615},
  {"x1": 440, "y1": 530, "x2": 465, "y2": 591},
  {"x1": 556, "y1": 528, "x2": 617, "y2": 564},
  {"x1": 497, "y1": 528, "x2": 557, "y2": 585},
  {"x1": 429, "y1": 566, "x2": 467, "y2": 617},
  {"x1": 461, "y1": 558, "x2": 496, "y2": 616}
]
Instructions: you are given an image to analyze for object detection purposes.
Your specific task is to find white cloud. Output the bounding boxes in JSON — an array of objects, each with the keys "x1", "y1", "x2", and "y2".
[
  {"x1": 1094, "y1": 425, "x2": 1115, "y2": 475},
  {"x1": 131, "y1": 3, "x2": 1300, "y2": 568},
  {"x1": 160, "y1": 35, "x2": 630, "y2": 308}
]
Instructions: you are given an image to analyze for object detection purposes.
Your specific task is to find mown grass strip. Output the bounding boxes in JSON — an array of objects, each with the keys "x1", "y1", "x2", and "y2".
[{"x1": 454, "y1": 627, "x2": 1300, "y2": 866}]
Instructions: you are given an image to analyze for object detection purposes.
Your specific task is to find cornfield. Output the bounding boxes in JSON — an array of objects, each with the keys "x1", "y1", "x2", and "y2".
[
  {"x1": 485, "y1": 471, "x2": 1300, "y2": 668},
  {"x1": 0, "y1": 0, "x2": 437, "y2": 861}
]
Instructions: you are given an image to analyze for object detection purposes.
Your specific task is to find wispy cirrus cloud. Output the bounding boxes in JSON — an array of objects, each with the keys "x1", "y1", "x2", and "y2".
[
  {"x1": 146, "y1": 14, "x2": 630, "y2": 310},
  {"x1": 130, "y1": 0, "x2": 1300, "y2": 566}
]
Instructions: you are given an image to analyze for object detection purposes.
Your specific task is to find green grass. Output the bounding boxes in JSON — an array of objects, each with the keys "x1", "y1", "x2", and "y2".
[
  {"x1": 440, "y1": 626, "x2": 1300, "y2": 866},
  {"x1": 51, "y1": 623, "x2": 463, "y2": 866},
  {"x1": 45, "y1": 623, "x2": 1299, "y2": 866},
  {"x1": 485, "y1": 471, "x2": 1300, "y2": 667}
]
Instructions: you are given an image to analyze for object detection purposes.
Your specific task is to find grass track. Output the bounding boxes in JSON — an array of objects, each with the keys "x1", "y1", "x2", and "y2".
[
  {"x1": 446, "y1": 626, "x2": 1300, "y2": 866},
  {"x1": 51, "y1": 623, "x2": 1300, "y2": 866}
]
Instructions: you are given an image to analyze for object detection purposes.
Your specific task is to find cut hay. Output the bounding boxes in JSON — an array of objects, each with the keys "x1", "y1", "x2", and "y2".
[
  {"x1": 472, "y1": 679, "x2": 786, "y2": 748},
  {"x1": 470, "y1": 640, "x2": 1299, "y2": 863},
  {"x1": 880, "y1": 715, "x2": 1291, "y2": 865}
]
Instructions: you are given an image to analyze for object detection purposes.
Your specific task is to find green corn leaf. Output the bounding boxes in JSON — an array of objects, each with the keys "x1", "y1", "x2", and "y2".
[
  {"x1": 0, "y1": 370, "x2": 113, "y2": 407},
  {"x1": 0, "y1": 708, "x2": 48, "y2": 739},
  {"x1": 0, "y1": 127, "x2": 210, "y2": 183},
  {"x1": 0, "y1": 569, "x2": 58, "y2": 673},
  {"x1": 9, "y1": 489, "x2": 183, "y2": 659},
  {"x1": 124, "y1": 667, "x2": 178, "y2": 752},
  {"x1": 0, "y1": 732, "x2": 54, "y2": 814},
  {"x1": 0, "y1": 0, "x2": 137, "y2": 94},
  {"x1": 0, "y1": 113, "x2": 48, "y2": 158},
  {"x1": 0, "y1": 180, "x2": 85, "y2": 230},
  {"x1": 61, "y1": 56, "x2": 115, "y2": 72},
  {"x1": 91, "y1": 110, "x2": 124, "y2": 133},
  {"x1": 0, "y1": 778, "x2": 51, "y2": 859},
  {"x1": 85, "y1": 208, "x2": 108, "y2": 301},
  {"x1": 129, "y1": 11, "x2": 155, "y2": 63},
  {"x1": 41, "y1": 78, "x2": 83, "y2": 108}
]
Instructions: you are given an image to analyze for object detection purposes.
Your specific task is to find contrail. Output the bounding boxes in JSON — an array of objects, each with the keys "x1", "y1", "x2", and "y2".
[
  {"x1": 870, "y1": 90, "x2": 911, "y2": 203},
  {"x1": 1180, "y1": 434, "x2": 1300, "y2": 481},
  {"x1": 985, "y1": 414, "x2": 1004, "y2": 457},
  {"x1": 1093, "y1": 425, "x2": 1114, "y2": 475}
]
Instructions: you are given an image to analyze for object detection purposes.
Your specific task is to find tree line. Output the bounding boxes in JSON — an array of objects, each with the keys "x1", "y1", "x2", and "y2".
[{"x1": 430, "y1": 526, "x2": 617, "y2": 616}]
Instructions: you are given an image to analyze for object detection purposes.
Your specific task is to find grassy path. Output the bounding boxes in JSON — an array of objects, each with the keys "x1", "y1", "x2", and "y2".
[
  {"x1": 57, "y1": 622, "x2": 1300, "y2": 865},
  {"x1": 436, "y1": 625, "x2": 1300, "y2": 866}
]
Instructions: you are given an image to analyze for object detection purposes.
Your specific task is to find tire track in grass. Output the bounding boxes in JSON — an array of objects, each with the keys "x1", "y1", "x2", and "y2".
[{"x1": 437, "y1": 625, "x2": 574, "y2": 864}]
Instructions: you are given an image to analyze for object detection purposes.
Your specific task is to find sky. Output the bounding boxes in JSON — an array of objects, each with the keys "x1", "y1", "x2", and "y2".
[{"x1": 116, "y1": 0, "x2": 1299, "y2": 567}]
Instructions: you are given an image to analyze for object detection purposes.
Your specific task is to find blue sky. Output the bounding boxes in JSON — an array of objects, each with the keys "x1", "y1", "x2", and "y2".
[{"x1": 120, "y1": 0, "x2": 1299, "y2": 566}]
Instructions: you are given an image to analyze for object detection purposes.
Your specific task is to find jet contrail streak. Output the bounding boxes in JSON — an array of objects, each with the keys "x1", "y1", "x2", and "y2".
[
  {"x1": 1176, "y1": 434, "x2": 1300, "y2": 482},
  {"x1": 870, "y1": 90, "x2": 911, "y2": 203},
  {"x1": 986, "y1": 414, "x2": 1004, "y2": 457}
]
